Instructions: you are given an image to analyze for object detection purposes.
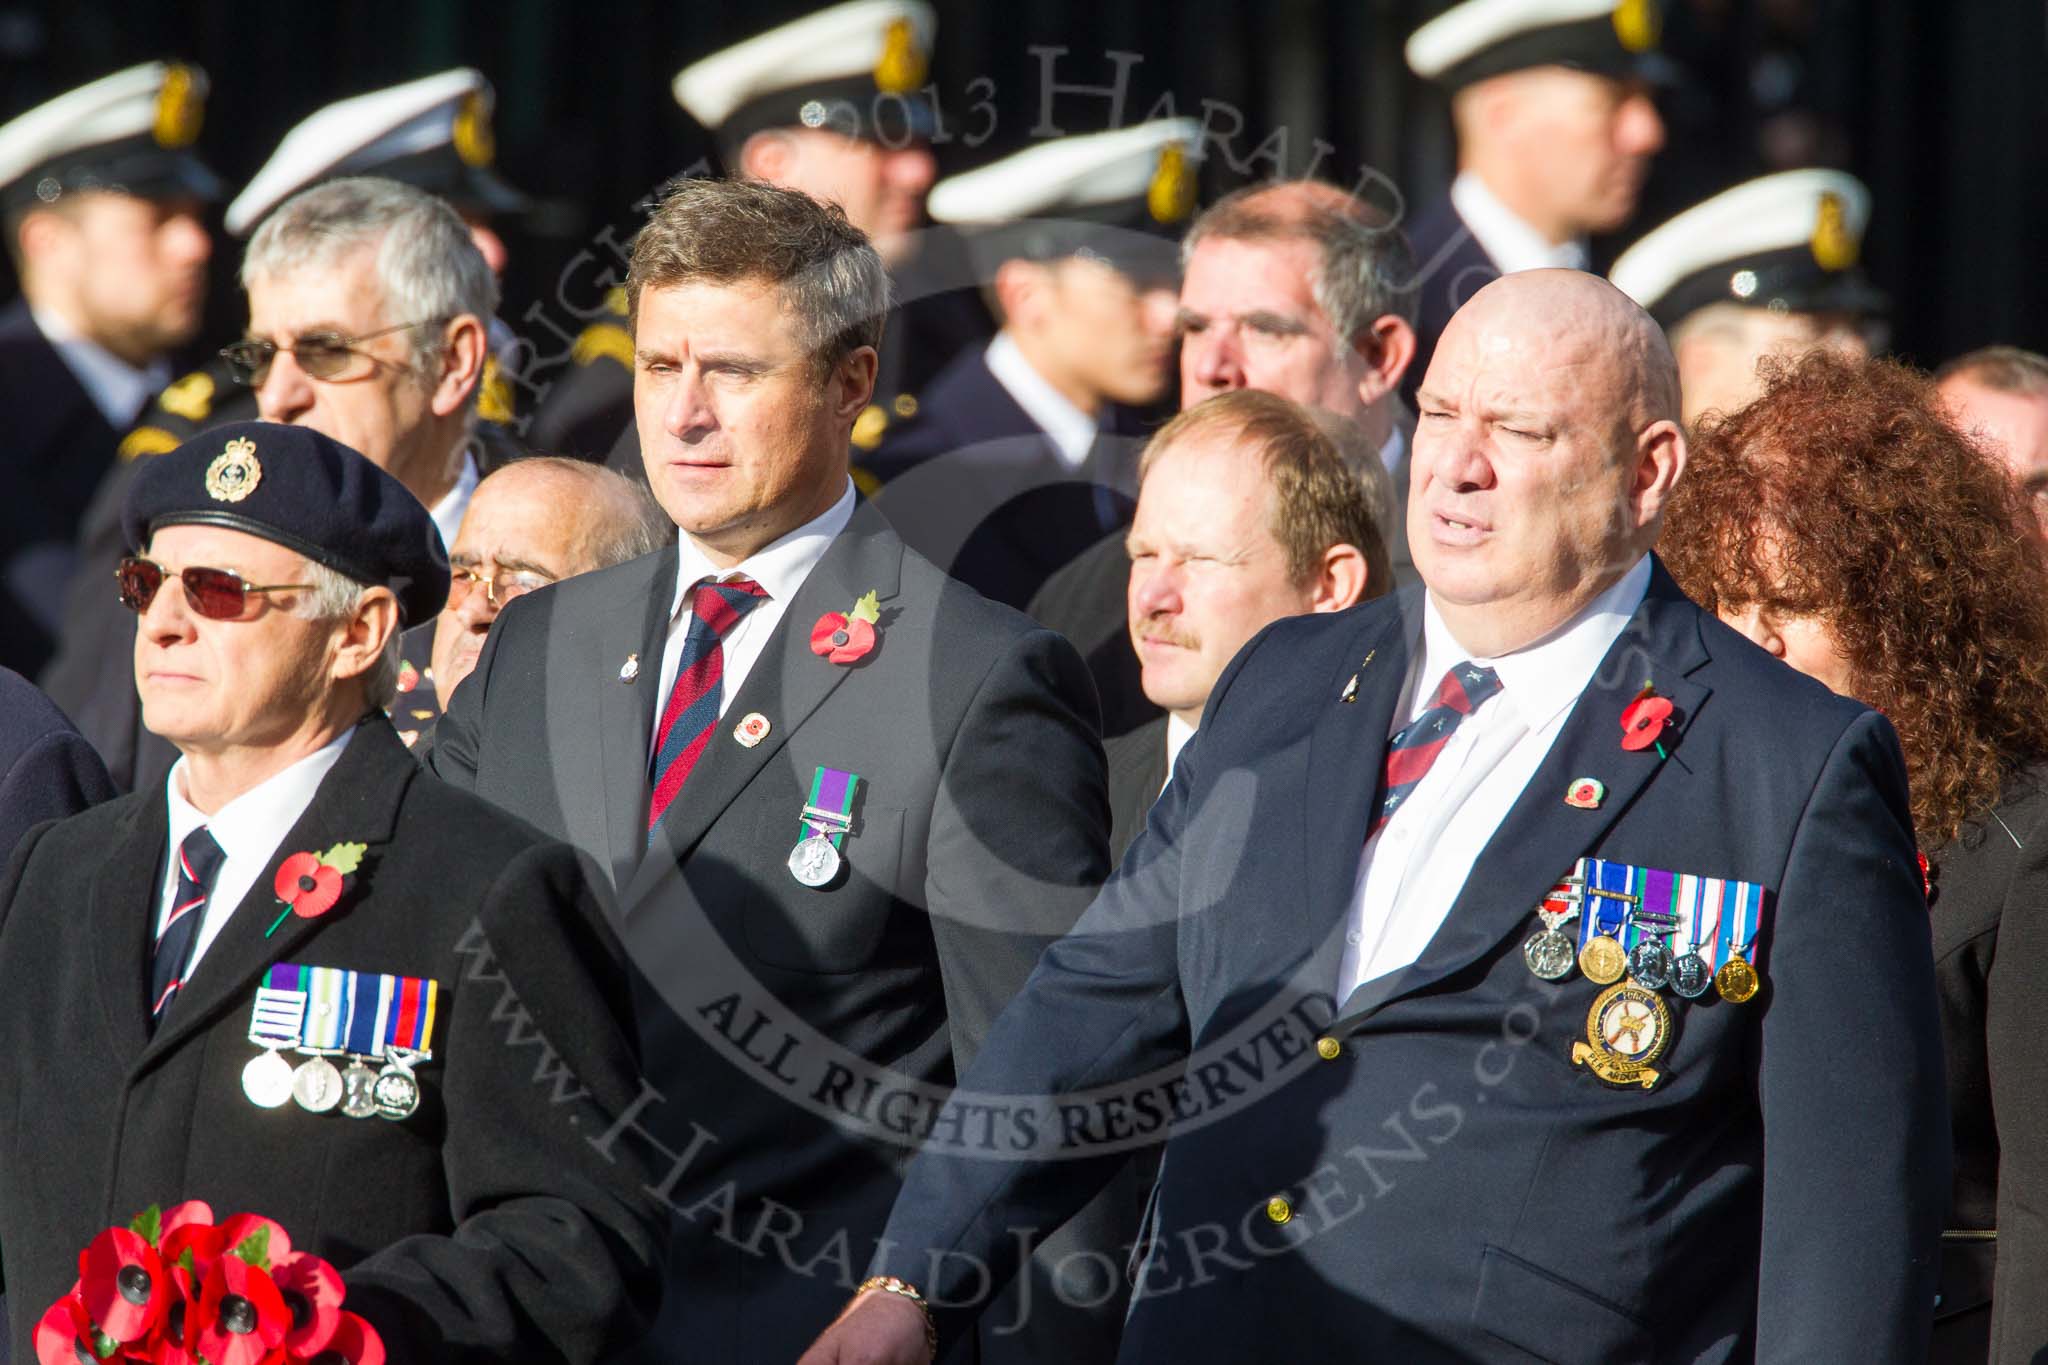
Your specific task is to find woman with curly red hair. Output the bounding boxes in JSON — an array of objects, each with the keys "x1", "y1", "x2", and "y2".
[{"x1": 1663, "y1": 350, "x2": 2048, "y2": 1362}]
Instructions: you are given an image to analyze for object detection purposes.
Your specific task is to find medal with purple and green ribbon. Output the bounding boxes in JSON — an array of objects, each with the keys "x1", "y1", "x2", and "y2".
[{"x1": 788, "y1": 766, "x2": 861, "y2": 888}]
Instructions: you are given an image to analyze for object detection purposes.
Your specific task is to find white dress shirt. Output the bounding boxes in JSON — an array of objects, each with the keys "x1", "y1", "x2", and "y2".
[
  {"x1": 1162, "y1": 713, "x2": 1197, "y2": 794},
  {"x1": 31, "y1": 304, "x2": 169, "y2": 429},
  {"x1": 157, "y1": 727, "x2": 356, "y2": 978},
  {"x1": 1450, "y1": 171, "x2": 1592, "y2": 275},
  {"x1": 1333, "y1": 557, "x2": 1652, "y2": 1001},
  {"x1": 983, "y1": 331, "x2": 1101, "y2": 470},
  {"x1": 426, "y1": 445, "x2": 482, "y2": 552},
  {"x1": 651, "y1": 479, "x2": 856, "y2": 758}
]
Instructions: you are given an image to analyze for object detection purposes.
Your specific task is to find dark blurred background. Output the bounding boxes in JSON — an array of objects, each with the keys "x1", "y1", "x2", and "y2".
[{"x1": 4, "y1": 0, "x2": 2041, "y2": 384}]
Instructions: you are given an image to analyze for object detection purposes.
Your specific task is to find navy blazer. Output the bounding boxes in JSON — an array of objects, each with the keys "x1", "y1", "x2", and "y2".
[
  {"x1": 879, "y1": 561, "x2": 1949, "y2": 1363},
  {"x1": 0, "y1": 667, "x2": 113, "y2": 860}
]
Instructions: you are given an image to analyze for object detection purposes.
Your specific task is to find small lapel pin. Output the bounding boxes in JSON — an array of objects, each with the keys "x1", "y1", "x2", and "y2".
[
  {"x1": 1565, "y1": 777, "x2": 1606, "y2": 809},
  {"x1": 733, "y1": 712, "x2": 771, "y2": 748},
  {"x1": 1340, "y1": 674, "x2": 1359, "y2": 703},
  {"x1": 1361, "y1": 649, "x2": 1376, "y2": 668},
  {"x1": 618, "y1": 652, "x2": 639, "y2": 683}
]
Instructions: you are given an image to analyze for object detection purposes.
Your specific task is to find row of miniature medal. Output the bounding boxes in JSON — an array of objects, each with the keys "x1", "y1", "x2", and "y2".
[
  {"x1": 1523, "y1": 857, "x2": 1764, "y2": 1004},
  {"x1": 242, "y1": 965, "x2": 438, "y2": 1120}
]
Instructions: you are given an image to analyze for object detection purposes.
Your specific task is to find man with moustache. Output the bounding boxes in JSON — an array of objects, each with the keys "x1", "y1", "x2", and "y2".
[
  {"x1": 803, "y1": 269, "x2": 1947, "y2": 1364},
  {"x1": 1030, "y1": 177, "x2": 1419, "y2": 736},
  {"x1": 431, "y1": 179, "x2": 1124, "y2": 1364},
  {"x1": 0, "y1": 63, "x2": 219, "y2": 676}
]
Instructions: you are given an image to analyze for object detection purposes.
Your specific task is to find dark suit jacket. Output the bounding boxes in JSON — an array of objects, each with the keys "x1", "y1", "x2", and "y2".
[
  {"x1": 428, "y1": 505, "x2": 1134, "y2": 1364},
  {"x1": 879, "y1": 561, "x2": 1950, "y2": 1363},
  {"x1": 1926, "y1": 766, "x2": 2048, "y2": 1363},
  {"x1": 868, "y1": 347, "x2": 1143, "y2": 611},
  {"x1": 1402, "y1": 195, "x2": 1501, "y2": 410},
  {"x1": 0, "y1": 667, "x2": 114, "y2": 861},
  {"x1": 0, "y1": 302, "x2": 124, "y2": 677},
  {"x1": 1104, "y1": 716, "x2": 1167, "y2": 865},
  {"x1": 0, "y1": 719, "x2": 666, "y2": 1362},
  {"x1": 1026, "y1": 530, "x2": 1156, "y2": 742}
]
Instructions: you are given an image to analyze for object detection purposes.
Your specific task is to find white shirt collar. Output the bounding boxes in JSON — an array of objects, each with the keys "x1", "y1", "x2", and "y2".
[
  {"x1": 30, "y1": 304, "x2": 170, "y2": 429},
  {"x1": 1378, "y1": 424, "x2": 1407, "y2": 476},
  {"x1": 1162, "y1": 713, "x2": 1198, "y2": 793},
  {"x1": 983, "y1": 331, "x2": 1101, "y2": 470},
  {"x1": 426, "y1": 445, "x2": 482, "y2": 552},
  {"x1": 166, "y1": 727, "x2": 356, "y2": 854},
  {"x1": 1450, "y1": 171, "x2": 1592, "y2": 276},
  {"x1": 670, "y1": 478, "x2": 857, "y2": 619},
  {"x1": 1417, "y1": 555, "x2": 1653, "y2": 732}
]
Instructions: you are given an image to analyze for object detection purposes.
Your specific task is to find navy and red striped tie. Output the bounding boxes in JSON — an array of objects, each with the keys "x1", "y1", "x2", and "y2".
[
  {"x1": 1367, "y1": 662, "x2": 1502, "y2": 839},
  {"x1": 150, "y1": 825, "x2": 225, "y2": 1028},
  {"x1": 648, "y1": 576, "x2": 770, "y2": 836}
]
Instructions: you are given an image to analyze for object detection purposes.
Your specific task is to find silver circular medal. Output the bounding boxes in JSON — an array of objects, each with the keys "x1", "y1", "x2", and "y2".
[
  {"x1": 291, "y1": 1055, "x2": 343, "y2": 1113},
  {"x1": 340, "y1": 1060, "x2": 381, "y2": 1119},
  {"x1": 1522, "y1": 928, "x2": 1577, "y2": 981},
  {"x1": 787, "y1": 833, "x2": 841, "y2": 888},
  {"x1": 1670, "y1": 951, "x2": 1713, "y2": 999},
  {"x1": 242, "y1": 1049, "x2": 294, "y2": 1109},
  {"x1": 1626, "y1": 940, "x2": 1674, "y2": 991},
  {"x1": 372, "y1": 1066, "x2": 421, "y2": 1121}
]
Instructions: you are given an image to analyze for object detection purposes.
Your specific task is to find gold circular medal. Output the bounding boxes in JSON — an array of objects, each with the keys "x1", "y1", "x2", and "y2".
[
  {"x1": 1570, "y1": 982, "x2": 1673, "y2": 1090},
  {"x1": 1714, "y1": 954, "x2": 1760, "y2": 1003},
  {"x1": 1578, "y1": 933, "x2": 1626, "y2": 985}
]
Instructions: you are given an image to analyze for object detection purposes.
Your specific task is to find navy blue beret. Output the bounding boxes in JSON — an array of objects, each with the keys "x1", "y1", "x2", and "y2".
[{"x1": 122, "y1": 420, "x2": 450, "y2": 624}]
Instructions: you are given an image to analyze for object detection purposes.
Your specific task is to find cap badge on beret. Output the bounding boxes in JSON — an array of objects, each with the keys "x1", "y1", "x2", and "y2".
[
  {"x1": 873, "y1": 17, "x2": 927, "y2": 95},
  {"x1": 152, "y1": 64, "x2": 205, "y2": 150},
  {"x1": 1612, "y1": 0, "x2": 1662, "y2": 55},
  {"x1": 1810, "y1": 191, "x2": 1858, "y2": 272},
  {"x1": 1147, "y1": 144, "x2": 1196, "y2": 225},
  {"x1": 205, "y1": 437, "x2": 262, "y2": 503},
  {"x1": 453, "y1": 90, "x2": 495, "y2": 168}
]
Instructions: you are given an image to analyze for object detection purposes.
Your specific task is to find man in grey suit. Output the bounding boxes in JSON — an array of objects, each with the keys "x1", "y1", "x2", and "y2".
[{"x1": 429, "y1": 179, "x2": 1122, "y2": 1364}]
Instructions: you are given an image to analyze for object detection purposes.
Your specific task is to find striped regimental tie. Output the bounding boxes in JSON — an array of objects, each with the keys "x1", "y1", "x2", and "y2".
[
  {"x1": 150, "y1": 825, "x2": 226, "y2": 1027},
  {"x1": 647, "y1": 576, "x2": 770, "y2": 838},
  {"x1": 1367, "y1": 661, "x2": 1503, "y2": 840}
]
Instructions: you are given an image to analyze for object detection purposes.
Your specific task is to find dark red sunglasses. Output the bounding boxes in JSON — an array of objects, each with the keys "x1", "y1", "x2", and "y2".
[{"x1": 117, "y1": 556, "x2": 314, "y2": 620}]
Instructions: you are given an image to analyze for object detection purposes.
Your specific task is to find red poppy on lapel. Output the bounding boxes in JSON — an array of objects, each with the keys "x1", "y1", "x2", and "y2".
[
  {"x1": 810, "y1": 589, "x2": 882, "y2": 665},
  {"x1": 1619, "y1": 690, "x2": 1674, "y2": 752},
  {"x1": 266, "y1": 843, "x2": 366, "y2": 937}
]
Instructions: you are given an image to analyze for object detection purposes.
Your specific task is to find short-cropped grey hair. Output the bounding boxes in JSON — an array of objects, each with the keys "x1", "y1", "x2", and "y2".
[
  {"x1": 625, "y1": 178, "x2": 889, "y2": 375},
  {"x1": 297, "y1": 560, "x2": 402, "y2": 711},
  {"x1": 1182, "y1": 180, "x2": 1419, "y2": 350},
  {"x1": 241, "y1": 176, "x2": 499, "y2": 385}
]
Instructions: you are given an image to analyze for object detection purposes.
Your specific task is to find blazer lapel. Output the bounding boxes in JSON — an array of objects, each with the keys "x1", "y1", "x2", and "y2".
[
  {"x1": 1291, "y1": 598, "x2": 1417, "y2": 992},
  {"x1": 1331, "y1": 563, "x2": 1714, "y2": 1029},
  {"x1": 623, "y1": 508, "x2": 904, "y2": 912},
  {"x1": 136, "y1": 723, "x2": 414, "y2": 1069},
  {"x1": 596, "y1": 545, "x2": 676, "y2": 887},
  {"x1": 88, "y1": 795, "x2": 171, "y2": 1065}
]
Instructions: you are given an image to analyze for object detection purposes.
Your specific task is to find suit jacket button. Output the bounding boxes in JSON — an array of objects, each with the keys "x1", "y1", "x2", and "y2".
[
  {"x1": 1265, "y1": 1196, "x2": 1292, "y2": 1224},
  {"x1": 1316, "y1": 1036, "x2": 1342, "y2": 1061}
]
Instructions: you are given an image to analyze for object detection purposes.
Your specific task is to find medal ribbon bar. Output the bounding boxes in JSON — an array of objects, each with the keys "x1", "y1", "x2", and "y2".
[{"x1": 799, "y1": 766, "x2": 862, "y2": 849}]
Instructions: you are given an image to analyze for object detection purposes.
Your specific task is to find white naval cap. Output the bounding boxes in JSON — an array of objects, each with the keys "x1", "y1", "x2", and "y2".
[
  {"x1": 1406, "y1": 0, "x2": 1661, "y2": 89},
  {"x1": 673, "y1": 0, "x2": 937, "y2": 148},
  {"x1": 226, "y1": 69, "x2": 527, "y2": 237},
  {"x1": 1609, "y1": 169, "x2": 1887, "y2": 329},
  {"x1": 0, "y1": 61, "x2": 221, "y2": 212},
  {"x1": 926, "y1": 119, "x2": 1202, "y2": 281}
]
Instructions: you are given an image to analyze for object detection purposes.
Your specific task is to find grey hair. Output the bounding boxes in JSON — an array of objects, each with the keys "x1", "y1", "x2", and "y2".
[
  {"x1": 625, "y1": 178, "x2": 889, "y2": 376},
  {"x1": 1936, "y1": 344, "x2": 2048, "y2": 397},
  {"x1": 296, "y1": 560, "x2": 401, "y2": 711},
  {"x1": 1182, "y1": 180, "x2": 1420, "y2": 347},
  {"x1": 240, "y1": 176, "x2": 499, "y2": 395}
]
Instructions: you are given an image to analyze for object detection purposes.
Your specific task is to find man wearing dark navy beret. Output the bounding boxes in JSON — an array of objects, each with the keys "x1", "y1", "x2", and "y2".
[{"x1": 0, "y1": 420, "x2": 666, "y2": 1362}]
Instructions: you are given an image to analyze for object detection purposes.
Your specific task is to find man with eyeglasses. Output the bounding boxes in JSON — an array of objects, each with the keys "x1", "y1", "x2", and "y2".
[
  {"x1": 45, "y1": 174, "x2": 509, "y2": 792},
  {"x1": 0, "y1": 419, "x2": 667, "y2": 1363},
  {"x1": 411, "y1": 458, "x2": 670, "y2": 745}
]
